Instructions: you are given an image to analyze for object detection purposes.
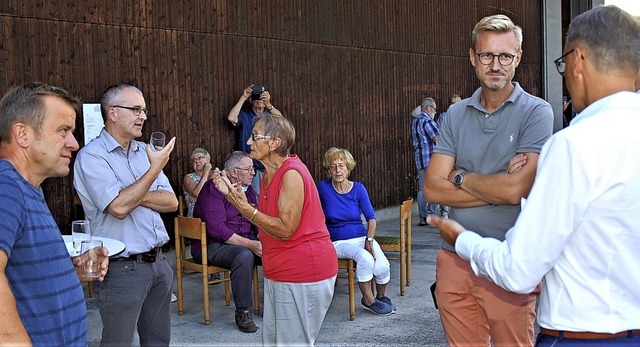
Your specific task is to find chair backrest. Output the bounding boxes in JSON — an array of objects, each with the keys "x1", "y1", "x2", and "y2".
[
  {"x1": 174, "y1": 216, "x2": 209, "y2": 268},
  {"x1": 400, "y1": 198, "x2": 413, "y2": 241}
]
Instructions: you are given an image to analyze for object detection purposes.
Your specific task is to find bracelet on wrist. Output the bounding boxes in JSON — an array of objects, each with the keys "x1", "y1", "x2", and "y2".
[
  {"x1": 249, "y1": 208, "x2": 259, "y2": 222},
  {"x1": 268, "y1": 106, "x2": 274, "y2": 111}
]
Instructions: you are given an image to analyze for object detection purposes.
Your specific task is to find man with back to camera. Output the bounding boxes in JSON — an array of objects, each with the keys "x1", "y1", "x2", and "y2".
[
  {"x1": 0, "y1": 82, "x2": 109, "y2": 345},
  {"x1": 227, "y1": 84, "x2": 283, "y2": 194},
  {"x1": 429, "y1": 5, "x2": 640, "y2": 346},
  {"x1": 74, "y1": 84, "x2": 178, "y2": 346},
  {"x1": 410, "y1": 97, "x2": 439, "y2": 226},
  {"x1": 424, "y1": 14, "x2": 554, "y2": 346}
]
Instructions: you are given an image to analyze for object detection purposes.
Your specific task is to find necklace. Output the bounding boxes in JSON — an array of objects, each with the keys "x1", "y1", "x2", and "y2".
[{"x1": 332, "y1": 180, "x2": 352, "y2": 194}]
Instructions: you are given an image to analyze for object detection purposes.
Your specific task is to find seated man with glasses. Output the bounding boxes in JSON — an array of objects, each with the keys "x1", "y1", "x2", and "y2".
[{"x1": 192, "y1": 150, "x2": 262, "y2": 333}]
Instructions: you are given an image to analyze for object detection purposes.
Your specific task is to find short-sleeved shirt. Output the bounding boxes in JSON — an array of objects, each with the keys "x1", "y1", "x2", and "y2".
[
  {"x1": 258, "y1": 155, "x2": 337, "y2": 283},
  {"x1": 191, "y1": 179, "x2": 258, "y2": 254},
  {"x1": 73, "y1": 129, "x2": 174, "y2": 257},
  {"x1": 0, "y1": 160, "x2": 87, "y2": 346},
  {"x1": 316, "y1": 179, "x2": 376, "y2": 241},
  {"x1": 434, "y1": 82, "x2": 553, "y2": 250},
  {"x1": 410, "y1": 113, "x2": 439, "y2": 169},
  {"x1": 233, "y1": 109, "x2": 265, "y2": 171}
]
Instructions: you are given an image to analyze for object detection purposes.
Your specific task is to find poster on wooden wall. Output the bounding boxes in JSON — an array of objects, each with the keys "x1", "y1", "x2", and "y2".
[{"x1": 82, "y1": 103, "x2": 104, "y2": 146}]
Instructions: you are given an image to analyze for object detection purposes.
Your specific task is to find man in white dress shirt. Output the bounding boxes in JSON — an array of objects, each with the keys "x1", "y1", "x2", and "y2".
[{"x1": 429, "y1": 5, "x2": 640, "y2": 346}]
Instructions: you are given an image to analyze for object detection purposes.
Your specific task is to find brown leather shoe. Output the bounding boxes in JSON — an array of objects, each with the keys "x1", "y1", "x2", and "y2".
[{"x1": 235, "y1": 310, "x2": 258, "y2": 333}]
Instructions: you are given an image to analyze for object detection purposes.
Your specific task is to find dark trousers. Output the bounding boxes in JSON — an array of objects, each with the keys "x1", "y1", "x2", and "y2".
[
  {"x1": 96, "y1": 255, "x2": 173, "y2": 346},
  {"x1": 194, "y1": 243, "x2": 261, "y2": 312}
]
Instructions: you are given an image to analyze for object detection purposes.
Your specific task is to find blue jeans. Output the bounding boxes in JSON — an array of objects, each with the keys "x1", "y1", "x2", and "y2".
[
  {"x1": 417, "y1": 168, "x2": 438, "y2": 218},
  {"x1": 536, "y1": 332, "x2": 640, "y2": 346}
]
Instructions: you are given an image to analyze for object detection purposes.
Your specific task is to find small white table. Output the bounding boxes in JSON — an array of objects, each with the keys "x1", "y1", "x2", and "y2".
[{"x1": 62, "y1": 235, "x2": 125, "y2": 257}]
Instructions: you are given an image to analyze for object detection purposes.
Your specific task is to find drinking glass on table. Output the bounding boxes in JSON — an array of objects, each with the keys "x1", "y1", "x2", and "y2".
[
  {"x1": 150, "y1": 132, "x2": 166, "y2": 151},
  {"x1": 72, "y1": 220, "x2": 90, "y2": 255},
  {"x1": 81, "y1": 239, "x2": 104, "y2": 278}
]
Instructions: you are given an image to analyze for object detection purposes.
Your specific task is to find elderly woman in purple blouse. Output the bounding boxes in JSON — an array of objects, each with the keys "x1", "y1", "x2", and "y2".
[{"x1": 191, "y1": 151, "x2": 262, "y2": 333}]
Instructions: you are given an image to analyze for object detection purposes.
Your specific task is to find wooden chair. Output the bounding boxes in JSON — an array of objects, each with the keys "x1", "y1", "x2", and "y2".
[
  {"x1": 336, "y1": 258, "x2": 356, "y2": 321},
  {"x1": 178, "y1": 195, "x2": 186, "y2": 217},
  {"x1": 174, "y1": 216, "x2": 231, "y2": 325},
  {"x1": 374, "y1": 198, "x2": 413, "y2": 296}
]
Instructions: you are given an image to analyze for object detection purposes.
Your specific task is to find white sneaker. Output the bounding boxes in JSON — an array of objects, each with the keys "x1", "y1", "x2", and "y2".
[{"x1": 171, "y1": 293, "x2": 177, "y2": 303}]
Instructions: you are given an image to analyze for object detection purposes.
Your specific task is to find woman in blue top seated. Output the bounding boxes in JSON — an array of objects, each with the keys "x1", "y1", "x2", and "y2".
[{"x1": 317, "y1": 147, "x2": 395, "y2": 316}]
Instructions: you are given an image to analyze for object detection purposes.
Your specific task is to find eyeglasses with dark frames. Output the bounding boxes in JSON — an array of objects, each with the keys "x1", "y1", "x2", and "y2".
[
  {"x1": 554, "y1": 49, "x2": 575, "y2": 76},
  {"x1": 473, "y1": 50, "x2": 518, "y2": 66},
  {"x1": 251, "y1": 133, "x2": 272, "y2": 141},
  {"x1": 112, "y1": 105, "x2": 149, "y2": 116}
]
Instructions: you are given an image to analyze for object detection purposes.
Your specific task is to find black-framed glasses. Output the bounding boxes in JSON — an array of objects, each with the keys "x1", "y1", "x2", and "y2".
[
  {"x1": 234, "y1": 166, "x2": 255, "y2": 174},
  {"x1": 112, "y1": 105, "x2": 148, "y2": 116},
  {"x1": 554, "y1": 49, "x2": 574, "y2": 76},
  {"x1": 251, "y1": 133, "x2": 271, "y2": 141},
  {"x1": 474, "y1": 50, "x2": 518, "y2": 66}
]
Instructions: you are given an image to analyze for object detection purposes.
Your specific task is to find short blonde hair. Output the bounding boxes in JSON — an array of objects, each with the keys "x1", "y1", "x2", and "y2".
[
  {"x1": 472, "y1": 14, "x2": 523, "y2": 52},
  {"x1": 322, "y1": 147, "x2": 356, "y2": 172}
]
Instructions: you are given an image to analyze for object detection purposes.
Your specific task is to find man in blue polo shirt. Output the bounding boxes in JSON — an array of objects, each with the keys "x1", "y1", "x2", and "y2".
[{"x1": 0, "y1": 82, "x2": 108, "y2": 345}]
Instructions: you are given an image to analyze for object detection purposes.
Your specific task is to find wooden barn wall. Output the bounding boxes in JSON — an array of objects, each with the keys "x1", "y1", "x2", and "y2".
[{"x1": 0, "y1": 1, "x2": 543, "y2": 233}]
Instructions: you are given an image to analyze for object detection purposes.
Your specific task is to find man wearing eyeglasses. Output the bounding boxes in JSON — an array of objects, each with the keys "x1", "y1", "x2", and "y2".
[
  {"x1": 430, "y1": 5, "x2": 640, "y2": 346},
  {"x1": 424, "y1": 14, "x2": 553, "y2": 346},
  {"x1": 74, "y1": 84, "x2": 178, "y2": 346},
  {"x1": 192, "y1": 151, "x2": 262, "y2": 333},
  {"x1": 227, "y1": 84, "x2": 283, "y2": 195}
]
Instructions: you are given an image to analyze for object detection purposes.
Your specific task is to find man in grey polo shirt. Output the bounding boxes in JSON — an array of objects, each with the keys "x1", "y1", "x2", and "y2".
[
  {"x1": 424, "y1": 14, "x2": 553, "y2": 346},
  {"x1": 74, "y1": 84, "x2": 178, "y2": 346}
]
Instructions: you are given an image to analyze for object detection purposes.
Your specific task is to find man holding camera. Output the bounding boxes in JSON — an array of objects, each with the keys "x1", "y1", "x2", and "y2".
[{"x1": 227, "y1": 84, "x2": 282, "y2": 194}]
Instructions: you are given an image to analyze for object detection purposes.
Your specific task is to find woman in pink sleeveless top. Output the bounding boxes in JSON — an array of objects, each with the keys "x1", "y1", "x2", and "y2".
[{"x1": 213, "y1": 113, "x2": 337, "y2": 346}]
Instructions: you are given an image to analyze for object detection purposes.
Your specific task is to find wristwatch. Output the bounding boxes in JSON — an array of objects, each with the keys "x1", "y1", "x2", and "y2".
[
  {"x1": 366, "y1": 237, "x2": 374, "y2": 242},
  {"x1": 453, "y1": 170, "x2": 468, "y2": 187}
]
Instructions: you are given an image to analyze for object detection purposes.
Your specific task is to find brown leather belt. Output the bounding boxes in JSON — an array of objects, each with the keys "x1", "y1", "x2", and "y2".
[
  {"x1": 115, "y1": 248, "x2": 160, "y2": 263},
  {"x1": 540, "y1": 327, "x2": 640, "y2": 340}
]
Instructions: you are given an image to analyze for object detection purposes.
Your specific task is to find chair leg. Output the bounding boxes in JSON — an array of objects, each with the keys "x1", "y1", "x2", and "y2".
[
  {"x1": 223, "y1": 271, "x2": 231, "y2": 306},
  {"x1": 400, "y1": 250, "x2": 406, "y2": 296},
  {"x1": 177, "y1": 262, "x2": 184, "y2": 316},
  {"x1": 203, "y1": 272, "x2": 211, "y2": 325},
  {"x1": 347, "y1": 260, "x2": 355, "y2": 321},
  {"x1": 253, "y1": 266, "x2": 260, "y2": 315},
  {"x1": 407, "y1": 244, "x2": 412, "y2": 287}
]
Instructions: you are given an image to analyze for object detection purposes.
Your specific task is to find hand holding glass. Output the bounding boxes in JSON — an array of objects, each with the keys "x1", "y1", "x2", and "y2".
[
  {"x1": 150, "y1": 132, "x2": 166, "y2": 151},
  {"x1": 81, "y1": 240, "x2": 104, "y2": 278},
  {"x1": 72, "y1": 220, "x2": 90, "y2": 255}
]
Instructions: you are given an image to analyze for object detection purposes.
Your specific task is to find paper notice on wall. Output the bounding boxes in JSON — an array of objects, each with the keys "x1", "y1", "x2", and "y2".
[{"x1": 82, "y1": 103, "x2": 104, "y2": 146}]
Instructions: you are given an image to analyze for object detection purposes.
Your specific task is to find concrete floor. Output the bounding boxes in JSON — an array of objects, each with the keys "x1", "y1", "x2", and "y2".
[{"x1": 85, "y1": 207, "x2": 448, "y2": 346}]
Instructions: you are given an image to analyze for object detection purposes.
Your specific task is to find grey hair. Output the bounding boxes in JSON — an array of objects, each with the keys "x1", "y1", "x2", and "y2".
[
  {"x1": 190, "y1": 148, "x2": 211, "y2": 162},
  {"x1": 224, "y1": 151, "x2": 251, "y2": 171},
  {"x1": 254, "y1": 114, "x2": 296, "y2": 156},
  {"x1": 566, "y1": 5, "x2": 640, "y2": 74},
  {"x1": 420, "y1": 97, "x2": 436, "y2": 111},
  {"x1": 100, "y1": 84, "x2": 143, "y2": 121},
  {"x1": 472, "y1": 14, "x2": 523, "y2": 52}
]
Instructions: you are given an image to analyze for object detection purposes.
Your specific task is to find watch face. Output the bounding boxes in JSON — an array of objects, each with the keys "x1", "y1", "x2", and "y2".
[{"x1": 454, "y1": 174, "x2": 463, "y2": 185}]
